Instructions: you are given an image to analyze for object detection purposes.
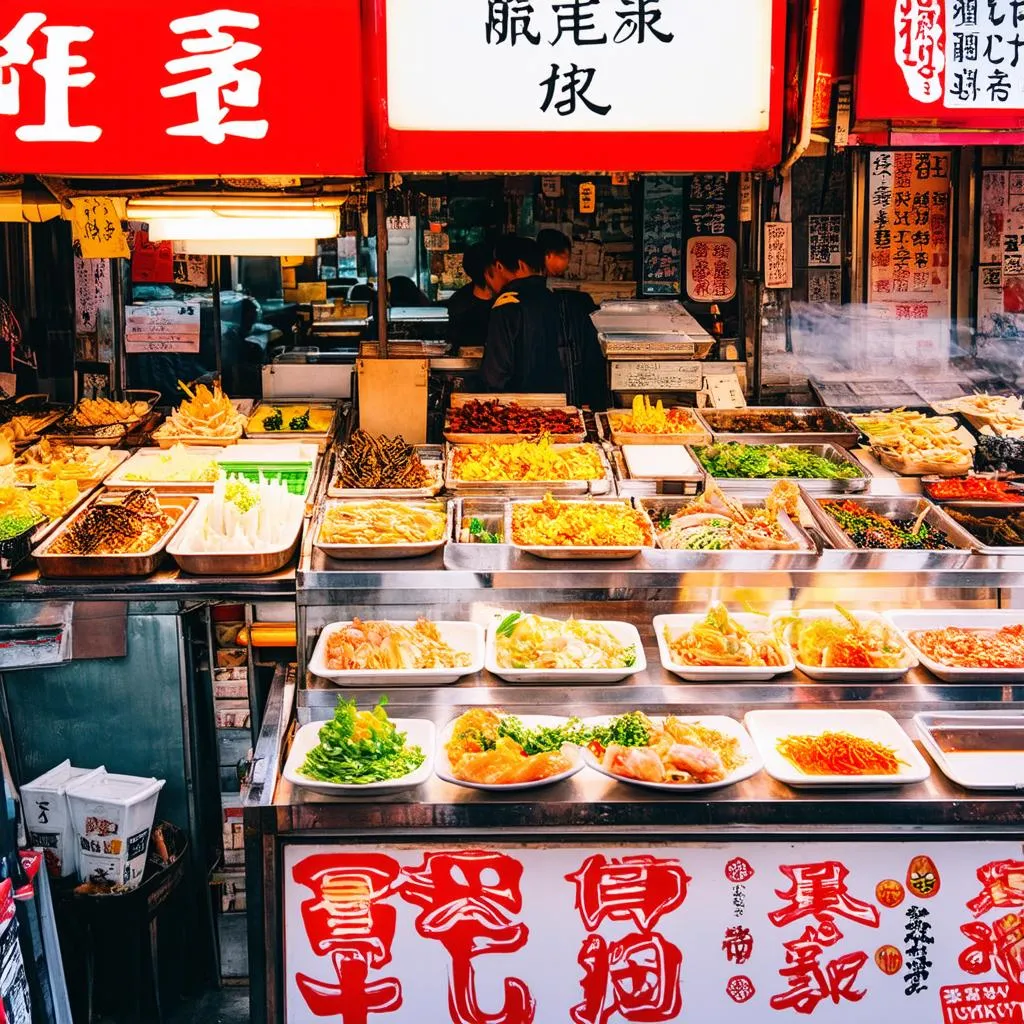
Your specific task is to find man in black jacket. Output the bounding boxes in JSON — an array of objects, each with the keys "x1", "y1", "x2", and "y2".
[{"x1": 481, "y1": 236, "x2": 566, "y2": 394}]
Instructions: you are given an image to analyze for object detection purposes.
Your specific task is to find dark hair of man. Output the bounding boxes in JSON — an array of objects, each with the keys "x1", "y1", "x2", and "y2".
[
  {"x1": 494, "y1": 235, "x2": 544, "y2": 275},
  {"x1": 536, "y1": 229, "x2": 572, "y2": 257},
  {"x1": 460, "y1": 243, "x2": 492, "y2": 289}
]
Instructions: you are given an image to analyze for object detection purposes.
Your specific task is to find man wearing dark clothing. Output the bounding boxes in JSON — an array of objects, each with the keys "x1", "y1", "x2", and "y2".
[
  {"x1": 481, "y1": 236, "x2": 566, "y2": 394},
  {"x1": 445, "y1": 243, "x2": 496, "y2": 351}
]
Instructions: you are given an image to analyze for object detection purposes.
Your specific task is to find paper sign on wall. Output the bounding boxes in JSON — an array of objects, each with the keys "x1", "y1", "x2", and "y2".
[
  {"x1": 686, "y1": 237, "x2": 737, "y2": 303},
  {"x1": 807, "y1": 215, "x2": 842, "y2": 267},
  {"x1": 764, "y1": 222, "x2": 793, "y2": 289},
  {"x1": 69, "y1": 198, "x2": 129, "y2": 259},
  {"x1": 610, "y1": 361, "x2": 703, "y2": 392},
  {"x1": 124, "y1": 304, "x2": 200, "y2": 354}
]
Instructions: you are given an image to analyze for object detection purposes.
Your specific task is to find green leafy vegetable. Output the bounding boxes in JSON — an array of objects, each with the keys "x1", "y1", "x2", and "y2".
[
  {"x1": 623, "y1": 645, "x2": 637, "y2": 668},
  {"x1": 469, "y1": 517, "x2": 500, "y2": 543},
  {"x1": 262, "y1": 408, "x2": 283, "y2": 431},
  {"x1": 496, "y1": 715, "x2": 591, "y2": 755},
  {"x1": 590, "y1": 712, "x2": 651, "y2": 750},
  {"x1": 288, "y1": 408, "x2": 311, "y2": 430},
  {"x1": 657, "y1": 512, "x2": 672, "y2": 531},
  {"x1": 299, "y1": 696, "x2": 424, "y2": 785},
  {"x1": 496, "y1": 612, "x2": 522, "y2": 638},
  {"x1": 695, "y1": 443, "x2": 860, "y2": 481}
]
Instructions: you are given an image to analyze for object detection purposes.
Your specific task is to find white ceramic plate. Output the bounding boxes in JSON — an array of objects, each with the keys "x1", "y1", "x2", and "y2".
[
  {"x1": 309, "y1": 621, "x2": 484, "y2": 686},
  {"x1": 282, "y1": 718, "x2": 435, "y2": 797},
  {"x1": 885, "y1": 609, "x2": 1024, "y2": 683},
  {"x1": 485, "y1": 617, "x2": 646, "y2": 683},
  {"x1": 654, "y1": 613, "x2": 795, "y2": 682},
  {"x1": 776, "y1": 609, "x2": 918, "y2": 682},
  {"x1": 582, "y1": 714, "x2": 762, "y2": 792},
  {"x1": 744, "y1": 709, "x2": 930, "y2": 788},
  {"x1": 436, "y1": 714, "x2": 584, "y2": 792},
  {"x1": 622, "y1": 444, "x2": 700, "y2": 479},
  {"x1": 913, "y1": 712, "x2": 1024, "y2": 791}
]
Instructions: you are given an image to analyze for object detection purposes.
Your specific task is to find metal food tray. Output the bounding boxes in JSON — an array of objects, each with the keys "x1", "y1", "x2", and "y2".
[
  {"x1": 105, "y1": 447, "x2": 226, "y2": 492},
  {"x1": 509, "y1": 497, "x2": 654, "y2": 560},
  {"x1": 314, "y1": 498, "x2": 452, "y2": 561},
  {"x1": 691, "y1": 443, "x2": 870, "y2": 495},
  {"x1": 15, "y1": 446, "x2": 129, "y2": 489},
  {"x1": 326, "y1": 446, "x2": 444, "y2": 499},
  {"x1": 609, "y1": 449, "x2": 702, "y2": 497},
  {"x1": 244, "y1": 401, "x2": 340, "y2": 449},
  {"x1": 803, "y1": 493, "x2": 979, "y2": 556},
  {"x1": 32, "y1": 492, "x2": 197, "y2": 578},
  {"x1": 920, "y1": 476, "x2": 1024, "y2": 507},
  {"x1": 443, "y1": 406, "x2": 587, "y2": 445},
  {"x1": 597, "y1": 337, "x2": 715, "y2": 359},
  {"x1": 635, "y1": 495, "x2": 817, "y2": 555},
  {"x1": 597, "y1": 409, "x2": 711, "y2": 447},
  {"x1": 451, "y1": 497, "x2": 509, "y2": 545},
  {"x1": 444, "y1": 443, "x2": 613, "y2": 496},
  {"x1": 698, "y1": 407, "x2": 860, "y2": 449},
  {"x1": 939, "y1": 503, "x2": 1024, "y2": 555}
]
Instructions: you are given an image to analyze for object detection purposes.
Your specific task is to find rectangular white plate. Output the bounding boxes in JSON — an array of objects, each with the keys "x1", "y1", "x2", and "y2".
[
  {"x1": 885, "y1": 609, "x2": 1024, "y2": 683},
  {"x1": 655, "y1": 612, "x2": 795, "y2": 681},
  {"x1": 744, "y1": 709, "x2": 930, "y2": 788},
  {"x1": 622, "y1": 444, "x2": 700, "y2": 479},
  {"x1": 776, "y1": 609, "x2": 918, "y2": 682},
  {"x1": 283, "y1": 718, "x2": 434, "y2": 797},
  {"x1": 485, "y1": 618, "x2": 645, "y2": 683},
  {"x1": 582, "y1": 714, "x2": 762, "y2": 792},
  {"x1": 309, "y1": 621, "x2": 484, "y2": 686},
  {"x1": 913, "y1": 712, "x2": 1024, "y2": 791},
  {"x1": 436, "y1": 714, "x2": 584, "y2": 792}
]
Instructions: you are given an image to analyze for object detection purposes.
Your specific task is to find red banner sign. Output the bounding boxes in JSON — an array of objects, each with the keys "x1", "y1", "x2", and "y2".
[
  {"x1": 858, "y1": 0, "x2": 1024, "y2": 127},
  {"x1": 0, "y1": 1, "x2": 364, "y2": 176},
  {"x1": 364, "y1": 0, "x2": 787, "y2": 173}
]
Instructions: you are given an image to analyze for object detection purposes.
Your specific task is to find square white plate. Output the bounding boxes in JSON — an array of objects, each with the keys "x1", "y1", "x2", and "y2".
[
  {"x1": 582, "y1": 714, "x2": 762, "y2": 792},
  {"x1": 655, "y1": 613, "x2": 795, "y2": 681},
  {"x1": 309, "y1": 621, "x2": 484, "y2": 686},
  {"x1": 622, "y1": 444, "x2": 700, "y2": 479},
  {"x1": 913, "y1": 712, "x2": 1024, "y2": 791},
  {"x1": 885, "y1": 609, "x2": 1024, "y2": 683},
  {"x1": 776, "y1": 609, "x2": 918, "y2": 682},
  {"x1": 485, "y1": 617, "x2": 646, "y2": 683},
  {"x1": 436, "y1": 714, "x2": 584, "y2": 792},
  {"x1": 744, "y1": 709, "x2": 930, "y2": 788},
  {"x1": 282, "y1": 718, "x2": 434, "y2": 797}
]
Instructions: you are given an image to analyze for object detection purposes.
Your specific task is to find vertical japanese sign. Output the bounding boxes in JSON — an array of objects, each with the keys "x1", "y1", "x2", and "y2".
[
  {"x1": 808, "y1": 215, "x2": 843, "y2": 267},
  {"x1": 684, "y1": 174, "x2": 739, "y2": 304},
  {"x1": 944, "y1": 0, "x2": 1024, "y2": 108},
  {"x1": 283, "y1": 842, "x2": 1024, "y2": 1024},
  {"x1": 978, "y1": 168, "x2": 1024, "y2": 323},
  {"x1": 765, "y1": 222, "x2": 794, "y2": 290},
  {"x1": 868, "y1": 150, "x2": 952, "y2": 320},
  {"x1": 0, "y1": 1, "x2": 364, "y2": 175},
  {"x1": 641, "y1": 177, "x2": 683, "y2": 296}
]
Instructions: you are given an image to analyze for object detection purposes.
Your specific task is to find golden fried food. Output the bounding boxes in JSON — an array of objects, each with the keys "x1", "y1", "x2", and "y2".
[
  {"x1": 66, "y1": 398, "x2": 150, "y2": 428},
  {"x1": 49, "y1": 489, "x2": 173, "y2": 555},
  {"x1": 334, "y1": 432, "x2": 432, "y2": 489},
  {"x1": 452, "y1": 436, "x2": 604, "y2": 482},
  {"x1": 512, "y1": 494, "x2": 652, "y2": 547},
  {"x1": 153, "y1": 382, "x2": 245, "y2": 441},
  {"x1": 445, "y1": 710, "x2": 573, "y2": 785},
  {"x1": 320, "y1": 500, "x2": 446, "y2": 546},
  {"x1": 609, "y1": 395, "x2": 703, "y2": 435},
  {"x1": 15, "y1": 441, "x2": 113, "y2": 485},
  {"x1": 852, "y1": 408, "x2": 973, "y2": 473}
]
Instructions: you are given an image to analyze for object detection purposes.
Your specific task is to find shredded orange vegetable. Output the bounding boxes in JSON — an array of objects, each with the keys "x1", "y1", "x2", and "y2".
[
  {"x1": 452, "y1": 435, "x2": 604, "y2": 482},
  {"x1": 776, "y1": 731, "x2": 907, "y2": 776},
  {"x1": 512, "y1": 494, "x2": 652, "y2": 547}
]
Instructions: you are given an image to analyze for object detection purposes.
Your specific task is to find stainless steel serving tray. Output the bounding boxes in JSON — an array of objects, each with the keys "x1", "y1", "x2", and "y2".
[
  {"x1": 508, "y1": 497, "x2": 654, "y2": 560},
  {"x1": 802, "y1": 493, "x2": 979, "y2": 560},
  {"x1": 314, "y1": 498, "x2": 452, "y2": 561},
  {"x1": 698, "y1": 407, "x2": 860, "y2": 449},
  {"x1": 940, "y1": 503, "x2": 1024, "y2": 555},
  {"x1": 32, "y1": 491, "x2": 197, "y2": 578},
  {"x1": 327, "y1": 446, "x2": 444, "y2": 499},
  {"x1": 444, "y1": 443, "x2": 614, "y2": 496},
  {"x1": 691, "y1": 443, "x2": 870, "y2": 495},
  {"x1": 596, "y1": 409, "x2": 712, "y2": 447}
]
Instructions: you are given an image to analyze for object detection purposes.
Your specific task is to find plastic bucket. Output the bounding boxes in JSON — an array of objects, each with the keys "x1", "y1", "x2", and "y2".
[
  {"x1": 21, "y1": 760, "x2": 104, "y2": 878},
  {"x1": 65, "y1": 770, "x2": 165, "y2": 890}
]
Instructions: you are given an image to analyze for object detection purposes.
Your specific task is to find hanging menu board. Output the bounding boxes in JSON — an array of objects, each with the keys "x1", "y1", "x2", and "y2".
[
  {"x1": 684, "y1": 174, "x2": 739, "y2": 305},
  {"x1": 125, "y1": 303, "x2": 201, "y2": 354},
  {"x1": 868, "y1": 150, "x2": 952, "y2": 320},
  {"x1": 642, "y1": 177, "x2": 684, "y2": 295}
]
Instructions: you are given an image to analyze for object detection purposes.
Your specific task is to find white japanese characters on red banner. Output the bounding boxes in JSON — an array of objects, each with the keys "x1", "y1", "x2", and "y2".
[
  {"x1": 808, "y1": 215, "x2": 843, "y2": 267},
  {"x1": 764, "y1": 222, "x2": 793, "y2": 290},
  {"x1": 686, "y1": 237, "x2": 737, "y2": 302},
  {"x1": 868, "y1": 150, "x2": 952, "y2": 320},
  {"x1": 284, "y1": 842, "x2": 1024, "y2": 1023}
]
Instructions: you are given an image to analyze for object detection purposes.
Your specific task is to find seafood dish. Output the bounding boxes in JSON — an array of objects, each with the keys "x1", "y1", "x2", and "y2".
[
  {"x1": 321, "y1": 619, "x2": 473, "y2": 672},
  {"x1": 451, "y1": 436, "x2": 604, "y2": 483},
  {"x1": 778, "y1": 607, "x2": 915, "y2": 671},
  {"x1": 47, "y1": 489, "x2": 173, "y2": 555},
  {"x1": 907, "y1": 625, "x2": 1024, "y2": 670},
  {"x1": 649, "y1": 480, "x2": 804, "y2": 551},
  {"x1": 320, "y1": 500, "x2": 446, "y2": 546},
  {"x1": 695, "y1": 443, "x2": 861, "y2": 480},
  {"x1": 153, "y1": 382, "x2": 246, "y2": 442},
  {"x1": 946, "y1": 506, "x2": 1024, "y2": 547},
  {"x1": 663, "y1": 604, "x2": 789, "y2": 668},
  {"x1": 492, "y1": 612, "x2": 639, "y2": 671},
  {"x1": 442, "y1": 710, "x2": 579, "y2": 786},
  {"x1": 607, "y1": 395, "x2": 705, "y2": 435},
  {"x1": 511, "y1": 495, "x2": 652, "y2": 549},
  {"x1": 447, "y1": 400, "x2": 582, "y2": 436},
  {"x1": 819, "y1": 498, "x2": 955, "y2": 550},
  {"x1": 333, "y1": 431, "x2": 433, "y2": 490}
]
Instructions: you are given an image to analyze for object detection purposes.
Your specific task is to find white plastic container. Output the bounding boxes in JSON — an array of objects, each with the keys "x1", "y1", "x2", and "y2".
[
  {"x1": 65, "y1": 770, "x2": 165, "y2": 890},
  {"x1": 20, "y1": 761, "x2": 104, "y2": 878}
]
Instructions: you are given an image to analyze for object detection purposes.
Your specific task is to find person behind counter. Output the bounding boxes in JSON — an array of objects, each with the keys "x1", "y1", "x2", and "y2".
[
  {"x1": 536, "y1": 229, "x2": 572, "y2": 279},
  {"x1": 480, "y1": 236, "x2": 566, "y2": 394},
  {"x1": 445, "y1": 243, "x2": 498, "y2": 351}
]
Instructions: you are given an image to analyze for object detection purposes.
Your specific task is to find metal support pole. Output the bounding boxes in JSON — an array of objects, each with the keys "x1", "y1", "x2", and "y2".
[
  {"x1": 374, "y1": 190, "x2": 389, "y2": 358},
  {"x1": 109, "y1": 257, "x2": 126, "y2": 394},
  {"x1": 210, "y1": 255, "x2": 223, "y2": 378}
]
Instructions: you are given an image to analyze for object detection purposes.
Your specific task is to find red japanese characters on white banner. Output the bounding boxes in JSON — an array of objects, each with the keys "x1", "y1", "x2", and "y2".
[
  {"x1": 894, "y1": 0, "x2": 946, "y2": 103},
  {"x1": 283, "y1": 842, "x2": 1024, "y2": 1024}
]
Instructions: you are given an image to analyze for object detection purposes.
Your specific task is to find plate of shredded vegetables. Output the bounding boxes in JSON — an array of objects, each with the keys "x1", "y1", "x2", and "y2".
[
  {"x1": 775, "y1": 606, "x2": 917, "y2": 681},
  {"x1": 448, "y1": 436, "x2": 607, "y2": 486},
  {"x1": 886, "y1": 610, "x2": 1024, "y2": 682},
  {"x1": 655, "y1": 605, "x2": 794, "y2": 681},
  {"x1": 582, "y1": 712, "x2": 761, "y2": 792},
  {"x1": 510, "y1": 495, "x2": 653, "y2": 558},
  {"x1": 744, "y1": 710, "x2": 929, "y2": 787},
  {"x1": 694, "y1": 443, "x2": 864, "y2": 482},
  {"x1": 283, "y1": 696, "x2": 433, "y2": 796},
  {"x1": 438, "y1": 710, "x2": 585, "y2": 791},
  {"x1": 316, "y1": 500, "x2": 449, "y2": 559},
  {"x1": 486, "y1": 611, "x2": 645, "y2": 682},
  {"x1": 309, "y1": 618, "x2": 484, "y2": 685}
]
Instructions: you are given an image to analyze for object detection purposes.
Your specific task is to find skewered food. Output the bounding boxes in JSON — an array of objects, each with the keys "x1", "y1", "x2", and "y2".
[
  {"x1": 299, "y1": 696, "x2": 425, "y2": 785},
  {"x1": 778, "y1": 607, "x2": 913, "y2": 669},
  {"x1": 334, "y1": 431, "x2": 432, "y2": 489},
  {"x1": 664, "y1": 604, "x2": 788, "y2": 667},
  {"x1": 493, "y1": 612, "x2": 638, "y2": 670},
  {"x1": 445, "y1": 709, "x2": 575, "y2": 785},
  {"x1": 820, "y1": 499, "x2": 955, "y2": 550},
  {"x1": 695, "y1": 443, "x2": 860, "y2": 480},
  {"x1": 447, "y1": 400, "x2": 580, "y2": 435},
  {"x1": 588, "y1": 712, "x2": 745, "y2": 786},
  {"x1": 320, "y1": 501, "x2": 445, "y2": 546},
  {"x1": 65, "y1": 398, "x2": 150, "y2": 428},
  {"x1": 323, "y1": 618, "x2": 472, "y2": 671},
  {"x1": 16, "y1": 440, "x2": 114, "y2": 485},
  {"x1": 122, "y1": 445, "x2": 220, "y2": 483},
  {"x1": 776, "y1": 732, "x2": 907, "y2": 776},
  {"x1": 908, "y1": 625, "x2": 1024, "y2": 669},
  {"x1": 652, "y1": 480, "x2": 803, "y2": 551},
  {"x1": 153, "y1": 382, "x2": 245, "y2": 441},
  {"x1": 48, "y1": 489, "x2": 173, "y2": 555},
  {"x1": 451, "y1": 436, "x2": 604, "y2": 482},
  {"x1": 925, "y1": 477, "x2": 1023, "y2": 503},
  {"x1": 511, "y1": 494, "x2": 652, "y2": 548},
  {"x1": 608, "y1": 395, "x2": 703, "y2": 435},
  {"x1": 946, "y1": 507, "x2": 1024, "y2": 546},
  {"x1": 249, "y1": 404, "x2": 332, "y2": 434},
  {"x1": 177, "y1": 477, "x2": 303, "y2": 553}
]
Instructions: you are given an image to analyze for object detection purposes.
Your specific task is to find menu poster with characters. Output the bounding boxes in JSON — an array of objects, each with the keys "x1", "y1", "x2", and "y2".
[
  {"x1": 283, "y1": 841, "x2": 1024, "y2": 1023},
  {"x1": 978, "y1": 169, "x2": 1024, "y2": 318},
  {"x1": 868, "y1": 150, "x2": 952, "y2": 321}
]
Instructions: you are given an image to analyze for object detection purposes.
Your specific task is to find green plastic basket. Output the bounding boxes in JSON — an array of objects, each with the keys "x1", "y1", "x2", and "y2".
[{"x1": 219, "y1": 462, "x2": 311, "y2": 496}]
